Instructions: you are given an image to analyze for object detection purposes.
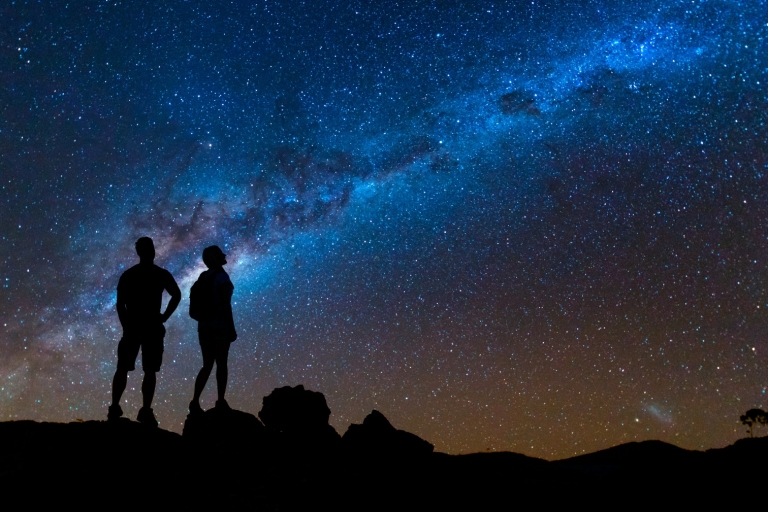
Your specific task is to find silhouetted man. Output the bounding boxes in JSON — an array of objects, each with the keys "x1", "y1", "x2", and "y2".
[
  {"x1": 189, "y1": 245, "x2": 237, "y2": 413},
  {"x1": 108, "y1": 237, "x2": 181, "y2": 426}
]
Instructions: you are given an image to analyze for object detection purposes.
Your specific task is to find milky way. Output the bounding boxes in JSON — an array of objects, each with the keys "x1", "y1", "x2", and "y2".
[{"x1": 1, "y1": 0, "x2": 767, "y2": 458}]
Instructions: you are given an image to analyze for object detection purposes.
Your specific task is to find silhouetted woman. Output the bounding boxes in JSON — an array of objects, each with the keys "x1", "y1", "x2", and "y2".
[{"x1": 189, "y1": 245, "x2": 237, "y2": 413}]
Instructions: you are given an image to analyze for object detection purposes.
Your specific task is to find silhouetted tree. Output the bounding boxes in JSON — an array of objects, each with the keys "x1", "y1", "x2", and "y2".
[{"x1": 739, "y1": 409, "x2": 767, "y2": 438}]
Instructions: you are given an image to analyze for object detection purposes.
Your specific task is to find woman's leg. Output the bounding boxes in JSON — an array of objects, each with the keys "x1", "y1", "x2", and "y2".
[
  {"x1": 192, "y1": 337, "x2": 215, "y2": 405},
  {"x1": 215, "y1": 342, "x2": 231, "y2": 402}
]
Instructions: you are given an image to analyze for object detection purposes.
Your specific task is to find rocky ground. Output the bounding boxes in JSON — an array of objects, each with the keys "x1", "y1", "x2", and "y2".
[{"x1": 1, "y1": 385, "x2": 764, "y2": 509}]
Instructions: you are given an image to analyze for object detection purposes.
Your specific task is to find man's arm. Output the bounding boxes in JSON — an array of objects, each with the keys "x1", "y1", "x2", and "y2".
[{"x1": 161, "y1": 273, "x2": 182, "y2": 323}]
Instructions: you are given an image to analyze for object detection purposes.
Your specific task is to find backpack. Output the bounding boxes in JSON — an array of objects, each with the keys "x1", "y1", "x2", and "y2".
[{"x1": 189, "y1": 270, "x2": 218, "y2": 321}]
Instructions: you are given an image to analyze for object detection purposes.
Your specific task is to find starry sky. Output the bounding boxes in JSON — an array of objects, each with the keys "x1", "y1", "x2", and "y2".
[{"x1": 1, "y1": 0, "x2": 767, "y2": 459}]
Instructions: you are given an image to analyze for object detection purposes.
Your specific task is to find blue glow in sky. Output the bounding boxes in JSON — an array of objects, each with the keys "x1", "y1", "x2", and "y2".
[{"x1": 1, "y1": 0, "x2": 767, "y2": 458}]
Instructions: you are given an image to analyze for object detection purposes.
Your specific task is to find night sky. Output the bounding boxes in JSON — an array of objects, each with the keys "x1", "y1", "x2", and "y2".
[{"x1": 1, "y1": 0, "x2": 767, "y2": 459}]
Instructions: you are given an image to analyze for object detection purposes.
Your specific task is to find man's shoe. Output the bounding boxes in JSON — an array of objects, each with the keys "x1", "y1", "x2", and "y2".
[
  {"x1": 137, "y1": 407, "x2": 158, "y2": 427},
  {"x1": 107, "y1": 404, "x2": 123, "y2": 421},
  {"x1": 215, "y1": 399, "x2": 230, "y2": 410},
  {"x1": 189, "y1": 400, "x2": 204, "y2": 416}
]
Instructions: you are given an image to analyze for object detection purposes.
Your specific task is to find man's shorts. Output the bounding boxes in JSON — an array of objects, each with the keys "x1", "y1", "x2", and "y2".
[{"x1": 117, "y1": 324, "x2": 166, "y2": 373}]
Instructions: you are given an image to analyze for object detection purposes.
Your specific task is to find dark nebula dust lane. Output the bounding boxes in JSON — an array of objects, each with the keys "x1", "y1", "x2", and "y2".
[{"x1": 1, "y1": 0, "x2": 767, "y2": 458}]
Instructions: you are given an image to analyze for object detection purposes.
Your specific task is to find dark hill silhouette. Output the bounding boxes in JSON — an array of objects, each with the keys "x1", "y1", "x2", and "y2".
[
  {"x1": 554, "y1": 439, "x2": 702, "y2": 469},
  {"x1": 703, "y1": 436, "x2": 768, "y2": 464},
  {"x1": 2, "y1": 387, "x2": 765, "y2": 508}
]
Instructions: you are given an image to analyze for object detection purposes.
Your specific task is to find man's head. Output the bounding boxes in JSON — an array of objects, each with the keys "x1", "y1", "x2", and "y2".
[
  {"x1": 135, "y1": 237, "x2": 155, "y2": 262},
  {"x1": 202, "y1": 245, "x2": 227, "y2": 269}
]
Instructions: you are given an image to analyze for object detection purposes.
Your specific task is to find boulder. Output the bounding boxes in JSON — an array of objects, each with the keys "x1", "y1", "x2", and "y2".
[
  {"x1": 258, "y1": 385, "x2": 340, "y2": 446},
  {"x1": 342, "y1": 410, "x2": 433, "y2": 457},
  {"x1": 183, "y1": 403, "x2": 266, "y2": 450}
]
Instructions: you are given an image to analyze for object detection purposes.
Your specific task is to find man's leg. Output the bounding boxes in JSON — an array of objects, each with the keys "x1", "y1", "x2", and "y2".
[
  {"x1": 137, "y1": 330, "x2": 163, "y2": 421},
  {"x1": 141, "y1": 371, "x2": 156, "y2": 409},
  {"x1": 110, "y1": 335, "x2": 138, "y2": 419}
]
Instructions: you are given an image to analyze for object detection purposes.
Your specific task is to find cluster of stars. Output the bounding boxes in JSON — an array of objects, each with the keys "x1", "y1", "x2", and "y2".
[{"x1": 0, "y1": 0, "x2": 766, "y2": 459}]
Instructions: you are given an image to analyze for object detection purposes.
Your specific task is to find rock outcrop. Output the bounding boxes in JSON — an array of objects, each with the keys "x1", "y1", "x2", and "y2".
[
  {"x1": 183, "y1": 402, "x2": 266, "y2": 450},
  {"x1": 342, "y1": 409, "x2": 433, "y2": 457},
  {"x1": 258, "y1": 384, "x2": 341, "y2": 448}
]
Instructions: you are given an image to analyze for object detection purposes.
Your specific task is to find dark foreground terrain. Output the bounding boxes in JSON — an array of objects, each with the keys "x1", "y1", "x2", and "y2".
[{"x1": 1, "y1": 386, "x2": 763, "y2": 509}]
